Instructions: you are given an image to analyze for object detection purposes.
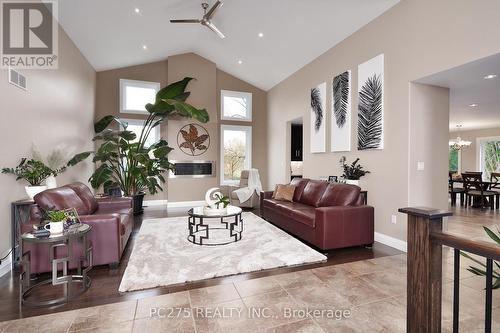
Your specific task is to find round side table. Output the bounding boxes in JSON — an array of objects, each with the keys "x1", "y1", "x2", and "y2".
[{"x1": 20, "y1": 223, "x2": 93, "y2": 307}]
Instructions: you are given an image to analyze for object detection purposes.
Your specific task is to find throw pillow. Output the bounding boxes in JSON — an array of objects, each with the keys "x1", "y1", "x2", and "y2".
[{"x1": 273, "y1": 184, "x2": 296, "y2": 202}]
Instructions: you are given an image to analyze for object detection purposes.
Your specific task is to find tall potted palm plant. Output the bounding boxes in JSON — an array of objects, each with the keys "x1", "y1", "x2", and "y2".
[{"x1": 89, "y1": 77, "x2": 209, "y2": 214}]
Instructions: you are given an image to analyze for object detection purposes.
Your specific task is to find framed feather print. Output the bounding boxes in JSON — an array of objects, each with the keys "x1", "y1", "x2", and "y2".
[
  {"x1": 331, "y1": 70, "x2": 351, "y2": 152},
  {"x1": 357, "y1": 54, "x2": 384, "y2": 150},
  {"x1": 310, "y1": 82, "x2": 326, "y2": 153}
]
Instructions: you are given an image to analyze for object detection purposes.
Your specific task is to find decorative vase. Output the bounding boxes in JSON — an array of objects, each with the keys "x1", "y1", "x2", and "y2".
[
  {"x1": 345, "y1": 179, "x2": 360, "y2": 186},
  {"x1": 132, "y1": 192, "x2": 145, "y2": 215},
  {"x1": 45, "y1": 175, "x2": 57, "y2": 189},
  {"x1": 203, "y1": 206, "x2": 227, "y2": 215},
  {"x1": 25, "y1": 185, "x2": 48, "y2": 200},
  {"x1": 44, "y1": 220, "x2": 64, "y2": 234}
]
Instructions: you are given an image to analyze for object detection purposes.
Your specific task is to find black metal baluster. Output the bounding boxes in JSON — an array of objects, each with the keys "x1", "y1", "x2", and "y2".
[
  {"x1": 485, "y1": 259, "x2": 493, "y2": 333},
  {"x1": 453, "y1": 249, "x2": 460, "y2": 333}
]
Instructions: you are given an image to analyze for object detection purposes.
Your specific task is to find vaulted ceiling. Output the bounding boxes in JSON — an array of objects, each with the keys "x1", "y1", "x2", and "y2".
[{"x1": 58, "y1": 0, "x2": 399, "y2": 90}]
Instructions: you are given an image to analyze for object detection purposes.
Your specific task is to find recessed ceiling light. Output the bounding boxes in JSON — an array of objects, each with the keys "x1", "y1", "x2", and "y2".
[
  {"x1": 484, "y1": 74, "x2": 497, "y2": 80},
  {"x1": 258, "y1": 32, "x2": 264, "y2": 38},
  {"x1": 134, "y1": 8, "x2": 140, "y2": 13},
  {"x1": 468, "y1": 103, "x2": 478, "y2": 107},
  {"x1": 238, "y1": 60, "x2": 243, "y2": 64},
  {"x1": 142, "y1": 45, "x2": 147, "y2": 50}
]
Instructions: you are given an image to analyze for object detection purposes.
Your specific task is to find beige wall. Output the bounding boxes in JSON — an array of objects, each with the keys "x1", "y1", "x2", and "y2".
[
  {"x1": 409, "y1": 83, "x2": 450, "y2": 209},
  {"x1": 449, "y1": 127, "x2": 500, "y2": 173},
  {"x1": 0, "y1": 29, "x2": 96, "y2": 257},
  {"x1": 166, "y1": 54, "x2": 219, "y2": 202},
  {"x1": 267, "y1": 0, "x2": 500, "y2": 242},
  {"x1": 95, "y1": 53, "x2": 267, "y2": 202}
]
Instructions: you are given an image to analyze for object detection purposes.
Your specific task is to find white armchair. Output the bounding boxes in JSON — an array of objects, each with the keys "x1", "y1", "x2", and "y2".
[{"x1": 220, "y1": 170, "x2": 261, "y2": 208}]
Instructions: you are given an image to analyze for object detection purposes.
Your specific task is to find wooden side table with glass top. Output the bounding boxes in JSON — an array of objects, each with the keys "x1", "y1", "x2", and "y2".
[{"x1": 20, "y1": 223, "x2": 93, "y2": 307}]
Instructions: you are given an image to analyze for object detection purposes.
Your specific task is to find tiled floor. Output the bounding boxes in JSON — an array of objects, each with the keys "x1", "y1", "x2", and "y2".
[{"x1": 1, "y1": 251, "x2": 498, "y2": 333}]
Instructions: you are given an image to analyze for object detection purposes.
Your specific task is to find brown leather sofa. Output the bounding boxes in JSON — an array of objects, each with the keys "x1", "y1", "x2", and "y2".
[
  {"x1": 260, "y1": 178, "x2": 374, "y2": 250},
  {"x1": 24, "y1": 182, "x2": 133, "y2": 273}
]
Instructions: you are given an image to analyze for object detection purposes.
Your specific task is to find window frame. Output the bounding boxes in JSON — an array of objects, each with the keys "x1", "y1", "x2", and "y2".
[
  {"x1": 220, "y1": 90, "x2": 253, "y2": 122},
  {"x1": 476, "y1": 136, "x2": 500, "y2": 179},
  {"x1": 120, "y1": 118, "x2": 160, "y2": 148},
  {"x1": 220, "y1": 124, "x2": 252, "y2": 185},
  {"x1": 119, "y1": 79, "x2": 160, "y2": 114}
]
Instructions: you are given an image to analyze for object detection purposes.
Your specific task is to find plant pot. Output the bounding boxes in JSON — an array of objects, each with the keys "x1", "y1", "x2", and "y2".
[
  {"x1": 25, "y1": 185, "x2": 48, "y2": 200},
  {"x1": 345, "y1": 179, "x2": 360, "y2": 186},
  {"x1": 132, "y1": 192, "x2": 145, "y2": 215},
  {"x1": 45, "y1": 175, "x2": 57, "y2": 189}
]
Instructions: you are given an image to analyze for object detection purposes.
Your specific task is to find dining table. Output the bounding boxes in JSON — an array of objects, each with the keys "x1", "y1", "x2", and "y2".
[{"x1": 450, "y1": 179, "x2": 499, "y2": 208}]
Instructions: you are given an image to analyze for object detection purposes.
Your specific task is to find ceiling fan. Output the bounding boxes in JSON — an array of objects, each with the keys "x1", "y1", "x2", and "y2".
[{"x1": 170, "y1": 1, "x2": 225, "y2": 39}]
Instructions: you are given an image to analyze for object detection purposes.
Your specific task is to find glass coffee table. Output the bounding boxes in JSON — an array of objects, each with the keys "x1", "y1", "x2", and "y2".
[{"x1": 188, "y1": 206, "x2": 243, "y2": 246}]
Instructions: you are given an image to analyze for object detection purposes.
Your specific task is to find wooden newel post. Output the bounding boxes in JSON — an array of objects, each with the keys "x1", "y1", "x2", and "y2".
[{"x1": 399, "y1": 207, "x2": 453, "y2": 333}]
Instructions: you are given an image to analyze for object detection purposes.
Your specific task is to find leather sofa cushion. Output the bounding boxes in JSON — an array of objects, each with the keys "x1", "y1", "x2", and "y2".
[
  {"x1": 65, "y1": 182, "x2": 99, "y2": 214},
  {"x1": 34, "y1": 187, "x2": 89, "y2": 215},
  {"x1": 290, "y1": 178, "x2": 309, "y2": 202},
  {"x1": 291, "y1": 208, "x2": 316, "y2": 228},
  {"x1": 319, "y1": 183, "x2": 361, "y2": 207},
  {"x1": 298, "y1": 180, "x2": 328, "y2": 207}
]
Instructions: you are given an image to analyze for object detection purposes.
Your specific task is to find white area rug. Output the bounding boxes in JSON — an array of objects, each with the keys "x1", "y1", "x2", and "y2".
[{"x1": 119, "y1": 212, "x2": 326, "y2": 292}]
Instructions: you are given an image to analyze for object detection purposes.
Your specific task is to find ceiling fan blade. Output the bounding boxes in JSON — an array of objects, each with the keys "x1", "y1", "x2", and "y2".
[
  {"x1": 170, "y1": 19, "x2": 201, "y2": 23},
  {"x1": 204, "y1": 1, "x2": 223, "y2": 20},
  {"x1": 205, "y1": 21, "x2": 225, "y2": 39}
]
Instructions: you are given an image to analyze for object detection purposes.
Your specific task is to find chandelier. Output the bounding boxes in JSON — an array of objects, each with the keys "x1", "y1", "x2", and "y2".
[{"x1": 449, "y1": 137, "x2": 471, "y2": 150}]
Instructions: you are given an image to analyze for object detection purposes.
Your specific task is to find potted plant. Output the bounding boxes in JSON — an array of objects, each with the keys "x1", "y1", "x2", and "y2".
[
  {"x1": 31, "y1": 146, "x2": 91, "y2": 188},
  {"x1": 44, "y1": 210, "x2": 67, "y2": 234},
  {"x1": 2, "y1": 158, "x2": 53, "y2": 199},
  {"x1": 461, "y1": 226, "x2": 500, "y2": 289},
  {"x1": 89, "y1": 77, "x2": 209, "y2": 215},
  {"x1": 339, "y1": 156, "x2": 370, "y2": 186}
]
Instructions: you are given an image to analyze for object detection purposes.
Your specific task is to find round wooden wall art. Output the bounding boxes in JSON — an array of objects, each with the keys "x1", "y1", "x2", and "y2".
[{"x1": 177, "y1": 123, "x2": 210, "y2": 156}]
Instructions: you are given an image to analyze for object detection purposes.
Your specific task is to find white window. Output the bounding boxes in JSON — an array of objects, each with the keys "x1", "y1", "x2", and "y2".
[
  {"x1": 221, "y1": 90, "x2": 252, "y2": 121},
  {"x1": 221, "y1": 125, "x2": 252, "y2": 184},
  {"x1": 121, "y1": 119, "x2": 160, "y2": 148},
  {"x1": 477, "y1": 136, "x2": 500, "y2": 180},
  {"x1": 120, "y1": 79, "x2": 160, "y2": 114}
]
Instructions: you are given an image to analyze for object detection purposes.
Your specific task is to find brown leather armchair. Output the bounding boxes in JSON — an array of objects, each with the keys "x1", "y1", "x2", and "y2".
[
  {"x1": 23, "y1": 182, "x2": 133, "y2": 273},
  {"x1": 260, "y1": 178, "x2": 374, "y2": 250}
]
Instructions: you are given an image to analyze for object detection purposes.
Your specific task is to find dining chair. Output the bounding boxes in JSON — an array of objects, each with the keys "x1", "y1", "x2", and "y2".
[
  {"x1": 490, "y1": 172, "x2": 500, "y2": 209},
  {"x1": 462, "y1": 172, "x2": 495, "y2": 209},
  {"x1": 449, "y1": 171, "x2": 464, "y2": 206}
]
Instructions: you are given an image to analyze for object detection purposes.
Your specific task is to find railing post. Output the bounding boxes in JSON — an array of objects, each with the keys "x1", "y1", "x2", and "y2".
[{"x1": 399, "y1": 207, "x2": 453, "y2": 333}]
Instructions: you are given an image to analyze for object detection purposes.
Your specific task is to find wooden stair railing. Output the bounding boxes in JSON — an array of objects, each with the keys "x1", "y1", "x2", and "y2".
[{"x1": 399, "y1": 207, "x2": 500, "y2": 333}]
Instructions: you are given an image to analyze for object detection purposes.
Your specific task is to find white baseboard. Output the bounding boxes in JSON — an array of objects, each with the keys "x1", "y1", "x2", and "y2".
[
  {"x1": 143, "y1": 200, "x2": 168, "y2": 207},
  {"x1": 375, "y1": 232, "x2": 407, "y2": 253},
  {"x1": 167, "y1": 200, "x2": 205, "y2": 209},
  {"x1": 0, "y1": 253, "x2": 12, "y2": 278},
  {"x1": 143, "y1": 200, "x2": 206, "y2": 209}
]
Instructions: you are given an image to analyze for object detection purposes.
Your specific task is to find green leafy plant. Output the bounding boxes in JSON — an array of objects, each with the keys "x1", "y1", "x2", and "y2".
[
  {"x1": 461, "y1": 226, "x2": 500, "y2": 289},
  {"x1": 214, "y1": 193, "x2": 230, "y2": 209},
  {"x1": 31, "y1": 145, "x2": 92, "y2": 177},
  {"x1": 339, "y1": 156, "x2": 370, "y2": 180},
  {"x1": 46, "y1": 210, "x2": 68, "y2": 222},
  {"x1": 2, "y1": 158, "x2": 53, "y2": 186},
  {"x1": 89, "y1": 77, "x2": 209, "y2": 196}
]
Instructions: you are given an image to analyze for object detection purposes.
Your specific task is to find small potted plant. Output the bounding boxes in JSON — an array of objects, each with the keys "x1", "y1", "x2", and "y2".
[
  {"x1": 44, "y1": 210, "x2": 67, "y2": 234},
  {"x1": 339, "y1": 156, "x2": 370, "y2": 186},
  {"x1": 2, "y1": 158, "x2": 53, "y2": 199}
]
